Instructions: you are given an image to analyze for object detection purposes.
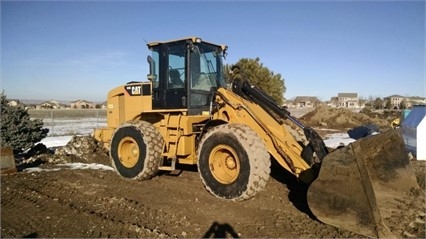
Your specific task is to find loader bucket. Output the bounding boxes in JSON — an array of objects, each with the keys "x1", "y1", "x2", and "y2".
[
  {"x1": 307, "y1": 129, "x2": 424, "y2": 238},
  {"x1": 1, "y1": 147, "x2": 17, "y2": 174}
]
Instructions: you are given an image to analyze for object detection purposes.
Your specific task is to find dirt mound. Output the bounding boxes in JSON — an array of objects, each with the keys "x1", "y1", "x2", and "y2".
[
  {"x1": 17, "y1": 136, "x2": 110, "y2": 170},
  {"x1": 412, "y1": 160, "x2": 426, "y2": 190},
  {"x1": 299, "y1": 105, "x2": 392, "y2": 131},
  {"x1": 360, "y1": 108, "x2": 403, "y2": 121},
  {"x1": 53, "y1": 135, "x2": 109, "y2": 165}
]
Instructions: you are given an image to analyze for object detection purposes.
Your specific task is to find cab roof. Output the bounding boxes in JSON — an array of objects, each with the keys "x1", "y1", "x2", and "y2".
[{"x1": 147, "y1": 36, "x2": 227, "y2": 51}]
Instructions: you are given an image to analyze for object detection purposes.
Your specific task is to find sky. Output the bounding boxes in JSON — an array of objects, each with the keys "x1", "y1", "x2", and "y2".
[{"x1": 1, "y1": 0, "x2": 425, "y2": 102}]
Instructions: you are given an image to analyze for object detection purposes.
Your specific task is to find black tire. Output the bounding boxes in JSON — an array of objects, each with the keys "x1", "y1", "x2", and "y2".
[
  {"x1": 110, "y1": 121, "x2": 164, "y2": 180},
  {"x1": 197, "y1": 124, "x2": 271, "y2": 201}
]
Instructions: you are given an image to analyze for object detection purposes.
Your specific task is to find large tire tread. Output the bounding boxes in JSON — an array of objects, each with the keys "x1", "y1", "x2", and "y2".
[
  {"x1": 197, "y1": 123, "x2": 271, "y2": 201},
  {"x1": 110, "y1": 121, "x2": 164, "y2": 180}
]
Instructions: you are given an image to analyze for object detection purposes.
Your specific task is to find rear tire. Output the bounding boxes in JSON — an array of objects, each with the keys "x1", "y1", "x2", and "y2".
[
  {"x1": 197, "y1": 124, "x2": 271, "y2": 201},
  {"x1": 110, "y1": 121, "x2": 164, "y2": 180}
]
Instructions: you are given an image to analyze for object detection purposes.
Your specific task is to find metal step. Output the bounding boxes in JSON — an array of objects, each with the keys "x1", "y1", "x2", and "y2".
[{"x1": 158, "y1": 156, "x2": 176, "y2": 171}]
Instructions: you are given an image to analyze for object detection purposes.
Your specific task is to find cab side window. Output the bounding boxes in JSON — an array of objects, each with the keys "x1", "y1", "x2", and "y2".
[{"x1": 168, "y1": 46, "x2": 185, "y2": 89}]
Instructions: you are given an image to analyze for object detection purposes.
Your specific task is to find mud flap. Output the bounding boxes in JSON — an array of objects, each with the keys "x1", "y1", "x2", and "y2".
[{"x1": 307, "y1": 129, "x2": 423, "y2": 238}]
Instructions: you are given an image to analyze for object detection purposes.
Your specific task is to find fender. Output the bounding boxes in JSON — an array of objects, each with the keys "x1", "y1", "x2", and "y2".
[{"x1": 199, "y1": 119, "x2": 228, "y2": 142}]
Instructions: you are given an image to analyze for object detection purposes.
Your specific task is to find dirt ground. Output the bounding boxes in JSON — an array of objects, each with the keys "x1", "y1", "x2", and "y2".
[{"x1": 1, "y1": 107, "x2": 425, "y2": 238}]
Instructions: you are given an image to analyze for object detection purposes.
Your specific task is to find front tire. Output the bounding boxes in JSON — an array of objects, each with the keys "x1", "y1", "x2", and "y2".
[
  {"x1": 110, "y1": 121, "x2": 164, "y2": 180},
  {"x1": 197, "y1": 124, "x2": 271, "y2": 201}
]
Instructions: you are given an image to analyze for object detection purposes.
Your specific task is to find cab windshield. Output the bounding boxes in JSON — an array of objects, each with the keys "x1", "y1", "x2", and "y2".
[{"x1": 190, "y1": 43, "x2": 226, "y2": 91}]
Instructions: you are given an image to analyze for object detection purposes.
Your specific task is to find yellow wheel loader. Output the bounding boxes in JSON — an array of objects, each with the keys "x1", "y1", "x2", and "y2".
[{"x1": 94, "y1": 37, "x2": 423, "y2": 238}]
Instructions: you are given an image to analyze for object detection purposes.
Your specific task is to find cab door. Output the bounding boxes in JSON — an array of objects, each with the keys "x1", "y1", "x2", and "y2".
[{"x1": 152, "y1": 43, "x2": 187, "y2": 109}]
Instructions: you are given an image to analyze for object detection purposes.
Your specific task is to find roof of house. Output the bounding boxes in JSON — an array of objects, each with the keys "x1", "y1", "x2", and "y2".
[
  {"x1": 384, "y1": 94, "x2": 406, "y2": 99},
  {"x1": 70, "y1": 99, "x2": 93, "y2": 104},
  {"x1": 338, "y1": 93, "x2": 358, "y2": 98},
  {"x1": 40, "y1": 100, "x2": 60, "y2": 105},
  {"x1": 293, "y1": 96, "x2": 319, "y2": 103}
]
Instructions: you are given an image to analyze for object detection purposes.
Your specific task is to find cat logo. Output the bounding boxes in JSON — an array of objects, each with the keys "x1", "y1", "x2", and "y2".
[
  {"x1": 131, "y1": 86, "x2": 141, "y2": 95},
  {"x1": 125, "y1": 85, "x2": 142, "y2": 96}
]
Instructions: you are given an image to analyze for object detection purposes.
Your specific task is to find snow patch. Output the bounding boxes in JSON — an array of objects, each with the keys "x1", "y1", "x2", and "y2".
[
  {"x1": 57, "y1": 162, "x2": 114, "y2": 171},
  {"x1": 40, "y1": 136, "x2": 73, "y2": 148},
  {"x1": 23, "y1": 162, "x2": 114, "y2": 173},
  {"x1": 23, "y1": 167, "x2": 62, "y2": 173},
  {"x1": 323, "y1": 132, "x2": 355, "y2": 148}
]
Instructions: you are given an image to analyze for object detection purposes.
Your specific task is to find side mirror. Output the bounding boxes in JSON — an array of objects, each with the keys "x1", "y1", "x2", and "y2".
[{"x1": 147, "y1": 55, "x2": 157, "y2": 81}]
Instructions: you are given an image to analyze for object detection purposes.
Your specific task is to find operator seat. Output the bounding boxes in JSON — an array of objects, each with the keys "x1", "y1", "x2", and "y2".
[{"x1": 169, "y1": 69, "x2": 184, "y2": 88}]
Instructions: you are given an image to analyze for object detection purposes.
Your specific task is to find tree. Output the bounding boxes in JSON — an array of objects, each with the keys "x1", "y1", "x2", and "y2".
[
  {"x1": 373, "y1": 97, "x2": 383, "y2": 109},
  {"x1": 225, "y1": 57, "x2": 286, "y2": 105},
  {"x1": 400, "y1": 100, "x2": 407, "y2": 109},
  {"x1": 385, "y1": 99, "x2": 392, "y2": 109},
  {"x1": 1, "y1": 93, "x2": 49, "y2": 152}
]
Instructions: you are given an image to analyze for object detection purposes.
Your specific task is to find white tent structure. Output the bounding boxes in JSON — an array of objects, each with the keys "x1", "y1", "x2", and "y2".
[{"x1": 401, "y1": 105, "x2": 426, "y2": 160}]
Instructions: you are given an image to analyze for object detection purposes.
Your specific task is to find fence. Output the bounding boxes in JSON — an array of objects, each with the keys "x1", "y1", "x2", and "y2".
[
  {"x1": 28, "y1": 109, "x2": 107, "y2": 136},
  {"x1": 28, "y1": 108, "x2": 313, "y2": 136}
]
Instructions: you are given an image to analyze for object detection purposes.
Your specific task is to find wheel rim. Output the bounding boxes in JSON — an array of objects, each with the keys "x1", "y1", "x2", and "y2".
[
  {"x1": 209, "y1": 145, "x2": 240, "y2": 184},
  {"x1": 118, "y1": 136, "x2": 139, "y2": 168}
]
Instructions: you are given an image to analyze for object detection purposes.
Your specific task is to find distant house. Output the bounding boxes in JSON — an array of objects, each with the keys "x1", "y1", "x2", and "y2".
[
  {"x1": 382, "y1": 95, "x2": 426, "y2": 109},
  {"x1": 37, "y1": 100, "x2": 62, "y2": 109},
  {"x1": 293, "y1": 96, "x2": 320, "y2": 108},
  {"x1": 327, "y1": 97, "x2": 339, "y2": 108},
  {"x1": 92, "y1": 101, "x2": 107, "y2": 109},
  {"x1": 358, "y1": 98, "x2": 367, "y2": 108},
  {"x1": 100, "y1": 101, "x2": 107, "y2": 109},
  {"x1": 337, "y1": 93, "x2": 359, "y2": 108},
  {"x1": 384, "y1": 94, "x2": 406, "y2": 109},
  {"x1": 6, "y1": 99, "x2": 21, "y2": 107},
  {"x1": 407, "y1": 96, "x2": 426, "y2": 108},
  {"x1": 70, "y1": 99, "x2": 95, "y2": 109},
  {"x1": 283, "y1": 99, "x2": 294, "y2": 108}
]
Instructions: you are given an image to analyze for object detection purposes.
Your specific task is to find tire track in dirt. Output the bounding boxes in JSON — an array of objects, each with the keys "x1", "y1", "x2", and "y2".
[
  {"x1": 2, "y1": 162, "x2": 424, "y2": 238},
  {"x1": 2, "y1": 174, "x2": 89, "y2": 238},
  {"x1": 142, "y1": 167, "x2": 363, "y2": 238},
  {"x1": 0, "y1": 168, "x2": 331, "y2": 238},
  {"x1": 1, "y1": 171, "x2": 174, "y2": 238}
]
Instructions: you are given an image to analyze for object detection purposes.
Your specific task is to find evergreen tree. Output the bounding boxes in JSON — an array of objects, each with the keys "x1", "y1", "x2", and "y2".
[
  {"x1": 225, "y1": 57, "x2": 286, "y2": 105},
  {"x1": 1, "y1": 93, "x2": 49, "y2": 152}
]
